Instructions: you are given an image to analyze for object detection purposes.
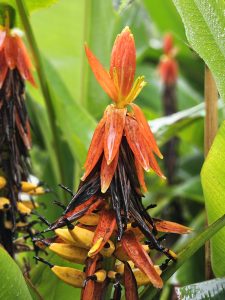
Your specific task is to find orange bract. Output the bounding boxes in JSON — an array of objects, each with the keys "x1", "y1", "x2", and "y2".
[
  {"x1": 89, "y1": 209, "x2": 116, "y2": 256},
  {"x1": 104, "y1": 106, "x2": 126, "y2": 164},
  {"x1": 109, "y1": 27, "x2": 136, "y2": 99},
  {"x1": 83, "y1": 26, "x2": 165, "y2": 192},
  {"x1": 0, "y1": 28, "x2": 36, "y2": 87},
  {"x1": 121, "y1": 230, "x2": 163, "y2": 288}
]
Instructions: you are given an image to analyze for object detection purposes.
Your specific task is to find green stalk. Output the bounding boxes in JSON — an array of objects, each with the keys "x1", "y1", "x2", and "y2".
[
  {"x1": 15, "y1": 0, "x2": 66, "y2": 187},
  {"x1": 140, "y1": 214, "x2": 225, "y2": 300}
]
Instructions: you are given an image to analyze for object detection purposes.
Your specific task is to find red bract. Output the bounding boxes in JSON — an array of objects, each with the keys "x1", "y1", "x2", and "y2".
[
  {"x1": 121, "y1": 230, "x2": 163, "y2": 288},
  {"x1": 0, "y1": 28, "x2": 36, "y2": 88},
  {"x1": 83, "y1": 26, "x2": 164, "y2": 193}
]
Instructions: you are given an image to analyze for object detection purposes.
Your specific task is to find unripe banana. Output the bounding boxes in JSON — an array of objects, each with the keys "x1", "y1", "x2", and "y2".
[
  {"x1": 0, "y1": 197, "x2": 10, "y2": 210},
  {"x1": 0, "y1": 176, "x2": 6, "y2": 189},
  {"x1": 21, "y1": 181, "x2": 38, "y2": 192},
  {"x1": 49, "y1": 243, "x2": 88, "y2": 264},
  {"x1": 51, "y1": 266, "x2": 85, "y2": 288},
  {"x1": 78, "y1": 213, "x2": 99, "y2": 226},
  {"x1": 28, "y1": 186, "x2": 45, "y2": 195},
  {"x1": 114, "y1": 244, "x2": 149, "y2": 261},
  {"x1": 17, "y1": 202, "x2": 32, "y2": 215},
  {"x1": 93, "y1": 269, "x2": 107, "y2": 282}
]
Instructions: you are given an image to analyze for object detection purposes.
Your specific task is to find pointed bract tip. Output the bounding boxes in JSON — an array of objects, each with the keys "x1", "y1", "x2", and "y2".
[
  {"x1": 101, "y1": 185, "x2": 108, "y2": 194},
  {"x1": 122, "y1": 26, "x2": 130, "y2": 33}
]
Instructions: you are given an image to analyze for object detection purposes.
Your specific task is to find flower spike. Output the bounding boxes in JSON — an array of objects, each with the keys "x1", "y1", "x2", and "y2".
[{"x1": 35, "y1": 27, "x2": 191, "y2": 298}]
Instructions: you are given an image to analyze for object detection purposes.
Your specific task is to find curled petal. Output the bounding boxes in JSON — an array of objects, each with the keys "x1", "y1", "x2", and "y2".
[
  {"x1": 104, "y1": 106, "x2": 126, "y2": 164},
  {"x1": 110, "y1": 26, "x2": 136, "y2": 98},
  {"x1": 131, "y1": 103, "x2": 163, "y2": 158},
  {"x1": 88, "y1": 209, "x2": 116, "y2": 257},
  {"x1": 4, "y1": 35, "x2": 17, "y2": 69},
  {"x1": 101, "y1": 151, "x2": 119, "y2": 193},
  {"x1": 85, "y1": 44, "x2": 118, "y2": 101},
  {"x1": 121, "y1": 231, "x2": 163, "y2": 288},
  {"x1": 134, "y1": 158, "x2": 147, "y2": 192},
  {"x1": 124, "y1": 115, "x2": 150, "y2": 171},
  {"x1": 124, "y1": 262, "x2": 139, "y2": 300},
  {"x1": 0, "y1": 50, "x2": 8, "y2": 88},
  {"x1": 15, "y1": 36, "x2": 36, "y2": 86},
  {"x1": 82, "y1": 117, "x2": 106, "y2": 181},
  {"x1": 153, "y1": 218, "x2": 192, "y2": 234}
]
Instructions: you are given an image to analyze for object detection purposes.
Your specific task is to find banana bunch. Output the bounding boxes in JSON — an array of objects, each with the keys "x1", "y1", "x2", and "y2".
[
  {"x1": 35, "y1": 207, "x2": 190, "y2": 298},
  {"x1": 0, "y1": 175, "x2": 47, "y2": 254}
]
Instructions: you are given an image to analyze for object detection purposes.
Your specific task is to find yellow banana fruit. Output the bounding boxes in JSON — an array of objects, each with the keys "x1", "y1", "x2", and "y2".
[
  {"x1": 52, "y1": 265, "x2": 85, "y2": 288},
  {"x1": 49, "y1": 243, "x2": 88, "y2": 264},
  {"x1": 22, "y1": 200, "x2": 38, "y2": 209},
  {"x1": 28, "y1": 186, "x2": 45, "y2": 195},
  {"x1": 133, "y1": 266, "x2": 162, "y2": 286},
  {"x1": 55, "y1": 227, "x2": 94, "y2": 249},
  {"x1": 108, "y1": 266, "x2": 162, "y2": 286},
  {"x1": 17, "y1": 202, "x2": 32, "y2": 215},
  {"x1": 93, "y1": 269, "x2": 107, "y2": 282},
  {"x1": 115, "y1": 261, "x2": 135, "y2": 274},
  {"x1": 21, "y1": 181, "x2": 38, "y2": 192},
  {"x1": 0, "y1": 197, "x2": 10, "y2": 210},
  {"x1": 99, "y1": 240, "x2": 115, "y2": 257},
  {"x1": 0, "y1": 176, "x2": 6, "y2": 189},
  {"x1": 78, "y1": 213, "x2": 99, "y2": 226},
  {"x1": 108, "y1": 270, "x2": 117, "y2": 280}
]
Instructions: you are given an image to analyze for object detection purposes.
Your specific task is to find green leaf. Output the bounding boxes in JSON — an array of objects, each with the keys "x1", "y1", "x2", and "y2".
[
  {"x1": 140, "y1": 214, "x2": 225, "y2": 300},
  {"x1": 0, "y1": 247, "x2": 32, "y2": 300},
  {"x1": 172, "y1": 0, "x2": 225, "y2": 101},
  {"x1": 201, "y1": 122, "x2": 225, "y2": 276},
  {"x1": 176, "y1": 278, "x2": 225, "y2": 300},
  {"x1": 150, "y1": 103, "x2": 205, "y2": 146}
]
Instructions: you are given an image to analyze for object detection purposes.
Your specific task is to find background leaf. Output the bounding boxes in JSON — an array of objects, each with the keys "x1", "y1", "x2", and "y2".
[
  {"x1": 176, "y1": 278, "x2": 225, "y2": 300},
  {"x1": 0, "y1": 247, "x2": 32, "y2": 300},
  {"x1": 201, "y1": 122, "x2": 225, "y2": 276},
  {"x1": 172, "y1": 0, "x2": 225, "y2": 101}
]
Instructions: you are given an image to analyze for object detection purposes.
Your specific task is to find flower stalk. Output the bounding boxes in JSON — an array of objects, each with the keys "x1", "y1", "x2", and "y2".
[{"x1": 204, "y1": 65, "x2": 218, "y2": 280}]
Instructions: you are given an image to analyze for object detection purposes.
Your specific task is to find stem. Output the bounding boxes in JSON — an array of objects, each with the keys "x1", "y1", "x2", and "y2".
[
  {"x1": 15, "y1": 0, "x2": 66, "y2": 187},
  {"x1": 204, "y1": 65, "x2": 218, "y2": 280},
  {"x1": 204, "y1": 66, "x2": 218, "y2": 156}
]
